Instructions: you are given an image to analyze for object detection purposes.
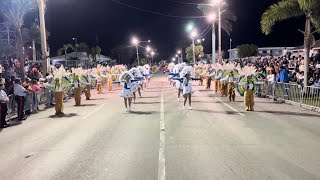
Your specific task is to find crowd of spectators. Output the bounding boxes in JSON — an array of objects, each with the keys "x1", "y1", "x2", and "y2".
[{"x1": 233, "y1": 50, "x2": 320, "y2": 88}]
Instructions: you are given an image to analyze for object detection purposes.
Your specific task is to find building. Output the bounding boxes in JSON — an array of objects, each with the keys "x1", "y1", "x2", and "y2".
[{"x1": 228, "y1": 47, "x2": 294, "y2": 60}]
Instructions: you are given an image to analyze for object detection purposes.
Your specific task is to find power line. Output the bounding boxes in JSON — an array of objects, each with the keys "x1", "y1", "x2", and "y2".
[
  {"x1": 110, "y1": 0, "x2": 207, "y2": 19},
  {"x1": 168, "y1": 0, "x2": 211, "y2": 6}
]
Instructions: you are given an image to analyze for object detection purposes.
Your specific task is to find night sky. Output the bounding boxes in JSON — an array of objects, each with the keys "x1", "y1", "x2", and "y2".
[{"x1": 39, "y1": 0, "x2": 308, "y2": 59}]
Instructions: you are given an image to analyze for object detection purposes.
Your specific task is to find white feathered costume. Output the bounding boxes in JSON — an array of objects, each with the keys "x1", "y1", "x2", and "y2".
[{"x1": 119, "y1": 71, "x2": 135, "y2": 98}]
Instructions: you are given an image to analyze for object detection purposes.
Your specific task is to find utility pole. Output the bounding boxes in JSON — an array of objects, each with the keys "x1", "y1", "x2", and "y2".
[{"x1": 38, "y1": 0, "x2": 49, "y2": 74}]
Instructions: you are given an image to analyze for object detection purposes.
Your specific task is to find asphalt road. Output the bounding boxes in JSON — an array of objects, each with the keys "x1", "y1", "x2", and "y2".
[{"x1": 0, "y1": 76, "x2": 320, "y2": 180}]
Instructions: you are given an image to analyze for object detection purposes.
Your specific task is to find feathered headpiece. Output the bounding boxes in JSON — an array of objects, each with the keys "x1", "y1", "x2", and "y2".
[
  {"x1": 180, "y1": 66, "x2": 195, "y2": 78},
  {"x1": 119, "y1": 71, "x2": 135, "y2": 81},
  {"x1": 129, "y1": 68, "x2": 142, "y2": 78}
]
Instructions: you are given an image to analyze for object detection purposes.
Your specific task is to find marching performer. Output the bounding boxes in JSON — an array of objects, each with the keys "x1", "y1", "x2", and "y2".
[
  {"x1": 242, "y1": 75, "x2": 255, "y2": 111},
  {"x1": 119, "y1": 71, "x2": 135, "y2": 112},
  {"x1": 96, "y1": 72, "x2": 103, "y2": 94},
  {"x1": 173, "y1": 66, "x2": 201, "y2": 110},
  {"x1": 221, "y1": 71, "x2": 237, "y2": 101},
  {"x1": 129, "y1": 68, "x2": 143, "y2": 103},
  {"x1": 72, "y1": 75, "x2": 82, "y2": 106}
]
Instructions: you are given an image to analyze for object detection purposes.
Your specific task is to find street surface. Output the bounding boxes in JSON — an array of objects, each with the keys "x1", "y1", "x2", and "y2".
[{"x1": 0, "y1": 76, "x2": 320, "y2": 180}]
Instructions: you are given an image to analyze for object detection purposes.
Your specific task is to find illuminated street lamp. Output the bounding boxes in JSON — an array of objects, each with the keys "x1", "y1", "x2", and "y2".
[
  {"x1": 172, "y1": 58, "x2": 176, "y2": 62},
  {"x1": 146, "y1": 46, "x2": 151, "y2": 52},
  {"x1": 131, "y1": 37, "x2": 140, "y2": 65},
  {"x1": 151, "y1": 51, "x2": 155, "y2": 64}
]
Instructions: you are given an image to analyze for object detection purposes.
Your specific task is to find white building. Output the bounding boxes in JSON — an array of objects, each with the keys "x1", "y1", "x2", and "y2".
[{"x1": 228, "y1": 47, "x2": 294, "y2": 60}]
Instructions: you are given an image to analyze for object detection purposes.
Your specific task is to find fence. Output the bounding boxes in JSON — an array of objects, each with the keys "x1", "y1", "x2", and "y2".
[{"x1": 256, "y1": 81, "x2": 320, "y2": 112}]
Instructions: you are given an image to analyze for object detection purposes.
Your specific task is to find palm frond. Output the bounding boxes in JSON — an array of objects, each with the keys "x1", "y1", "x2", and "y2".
[{"x1": 261, "y1": 0, "x2": 304, "y2": 35}]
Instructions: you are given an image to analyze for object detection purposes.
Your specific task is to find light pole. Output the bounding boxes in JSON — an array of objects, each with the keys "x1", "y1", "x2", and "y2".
[
  {"x1": 190, "y1": 30, "x2": 197, "y2": 64},
  {"x1": 218, "y1": 0, "x2": 222, "y2": 63},
  {"x1": 131, "y1": 37, "x2": 150, "y2": 66},
  {"x1": 72, "y1": 37, "x2": 78, "y2": 67},
  {"x1": 38, "y1": 0, "x2": 49, "y2": 73},
  {"x1": 229, "y1": 38, "x2": 232, "y2": 60},
  {"x1": 151, "y1": 51, "x2": 155, "y2": 64},
  {"x1": 177, "y1": 50, "x2": 182, "y2": 63},
  {"x1": 208, "y1": 13, "x2": 216, "y2": 64}
]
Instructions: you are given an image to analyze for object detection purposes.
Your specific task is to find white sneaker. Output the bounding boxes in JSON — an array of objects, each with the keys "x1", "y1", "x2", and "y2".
[
  {"x1": 125, "y1": 109, "x2": 128, "y2": 112},
  {"x1": 183, "y1": 106, "x2": 186, "y2": 110},
  {"x1": 178, "y1": 98, "x2": 180, "y2": 102},
  {"x1": 128, "y1": 108, "x2": 132, "y2": 112},
  {"x1": 189, "y1": 106, "x2": 192, "y2": 110}
]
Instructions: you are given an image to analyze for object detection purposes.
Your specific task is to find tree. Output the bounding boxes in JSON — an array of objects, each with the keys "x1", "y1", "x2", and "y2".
[
  {"x1": 237, "y1": 44, "x2": 258, "y2": 58},
  {"x1": 185, "y1": 44, "x2": 204, "y2": 62},
  {"x1": 58, "y1": 44, "x2": 74, "y2": 60},
  {"x1": 0, "y1": 0, "x2": 37, "y2": 81},
  {"x1": 261, "y1": 0, "x2": 320, "y2": 86},
  {"x1": 91, "y1": 46, "x2": 102, "y2": 67},
  {"x1": 198, "y1": 3, "x2": 237, "y2": 35},
  {"x1": 110, "y1": 45, "x2": 135, "y2": 65}
]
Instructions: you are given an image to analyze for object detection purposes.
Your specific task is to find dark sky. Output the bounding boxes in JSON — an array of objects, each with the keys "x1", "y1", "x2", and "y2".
[{"x1": 40, "y1": 0, "x2": 307, "y2": 59}]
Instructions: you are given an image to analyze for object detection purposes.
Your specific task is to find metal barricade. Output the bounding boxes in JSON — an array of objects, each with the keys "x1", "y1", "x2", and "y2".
[{"x1": 301, "y1": 85, "x2": 320, "y2": 108}]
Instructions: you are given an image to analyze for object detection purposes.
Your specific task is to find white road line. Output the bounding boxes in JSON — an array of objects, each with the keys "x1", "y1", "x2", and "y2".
[
  {"x1": 158, "y1": 82, "x2": 166, "y2": 180},
  {"x1": 215, "y1": 97, "x2": 246, "y2": 117},
  {"x1": 81, "y1": 104, "x2": 105, "y2": 119}
]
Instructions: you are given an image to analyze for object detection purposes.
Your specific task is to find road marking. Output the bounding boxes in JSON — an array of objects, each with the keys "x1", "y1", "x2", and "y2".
[
  {"x1": 158, "y1": 82, "x2": 166, "y2": 180},
  {"x1": 215, "y1": 97, "x2": 245, "y2": 117},
  {"x1": 81, "y1": 104, "x2": 105, "y2": 119}
]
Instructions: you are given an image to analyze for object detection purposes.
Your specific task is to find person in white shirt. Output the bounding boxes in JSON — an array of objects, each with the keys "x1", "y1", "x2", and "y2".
[
  {"x1": 0, "y1": 83, "x2": 9, "y2": 128},
  {"x1": 14, "y1": 79, "x2": 28, "y2": 121}
]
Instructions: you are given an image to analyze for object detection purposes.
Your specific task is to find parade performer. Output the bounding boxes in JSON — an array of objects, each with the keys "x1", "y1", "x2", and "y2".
[
  {"x1": 14, "y1": 79, "x2": 28, "y2": 121},
  {"x1": 237, "y1": 66, "x2": 258, "y2": 111},
  {"x1": 48, "y1": 66, "x2": 71, "y2": 115},
  {"x1": 221, "y1": 71, "x2": 237, "y2": 101},
  {"x1": 129, "y1": 68, "x2": 143, "y2": 103},
  {"x1": 242, "y1": 75, "x2": 255, "y2": 111},
  {"x1": 119, "y1": 71, "x2": 135, "y2": 112},
  {"x1": 173, "y1": 65, "x2": 201, "y2": 110},
  {"x1": 96, "y1": 72, "x2": 103, "y2": 94},
  {"x1": 85, "y1": 72, "x2": 92, "y2": 100},
  {"x1": 214, "y1": 68, "x2": 223, "y2": 93},
  {"x1": 72, "y1": 75, "x2": 82, "y2": 106},
  {"x1": 173, "y1": 63, "x2": 186, "y2": 101}
]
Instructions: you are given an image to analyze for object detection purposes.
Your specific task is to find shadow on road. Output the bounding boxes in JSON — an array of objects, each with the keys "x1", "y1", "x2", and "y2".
[
  {"x1": 77, "y1": 104, "x2": 97, "y2": 107},
  {"x1": 88, "y1": 98, "x2": 105, "y2": 101},
  {"x1": 140, "y1": 96, "x2": 159, "y2": 99},
  {"x1": 193, "y1": 109, "x2": 238, "y2": 115},
  {"x1": 130, "y1": 111, "x2": 158, "y2": 115},
  {"x1": 254, "y1": 110, "x2": 319, "y2": 117},
  {"x1": 48, "y1": 113, "x2": 78, "y2": 118},
  {"x1": 135, "y1": 102, "x2": 160, "y2": 104}
]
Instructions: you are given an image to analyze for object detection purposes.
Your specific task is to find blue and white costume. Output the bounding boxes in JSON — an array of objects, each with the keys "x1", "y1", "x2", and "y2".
[{"x1": 119, "y1": 71, "x2": 136, "y2": 99}]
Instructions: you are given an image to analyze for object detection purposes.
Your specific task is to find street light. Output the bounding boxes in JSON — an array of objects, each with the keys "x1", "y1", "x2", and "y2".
[
  {"x1": 151, "y1": 51, "x2": 155, "y2": 64},
  {"x1": 146, "y1": 46, "x2": 151, "y2": 52},
  {"x1": 131, "y1": 37, "x2": 140, "y2": 65},
  {"x1": 172, "y1": 58, "x2": 176, "y2": 62},
  {"x1": 186, "y1": 22, "x2": 194, "y2": 32},
  {"x1": 190, "y1": 30, "x2": 198, "y2": 64}
]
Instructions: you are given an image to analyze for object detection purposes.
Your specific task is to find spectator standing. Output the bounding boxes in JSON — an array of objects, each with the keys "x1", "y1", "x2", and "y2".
[
  {"x1": 14, "y1": 79, "x2": 28, "y2": 121},
  {"x1": 0, "y1": 83, "x2": 9, "y2": 128}
]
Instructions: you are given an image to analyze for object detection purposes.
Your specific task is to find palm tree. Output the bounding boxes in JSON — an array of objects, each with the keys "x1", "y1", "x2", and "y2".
[
  {"x1": 91, "y1": 46, "x2": 102, "y2": 67},
  {"x1": 58, "y1": 44, "x2": 74, "y2": 60},
  {"x1": 198, "y1": 3, "x2": 237, "y2": 35},
  {"x1": 0, "y1": 0, "x2": 37, "y2": 81},
  {"x1": 261, "y1": 0, "x2": 320, "y2": 86}
]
